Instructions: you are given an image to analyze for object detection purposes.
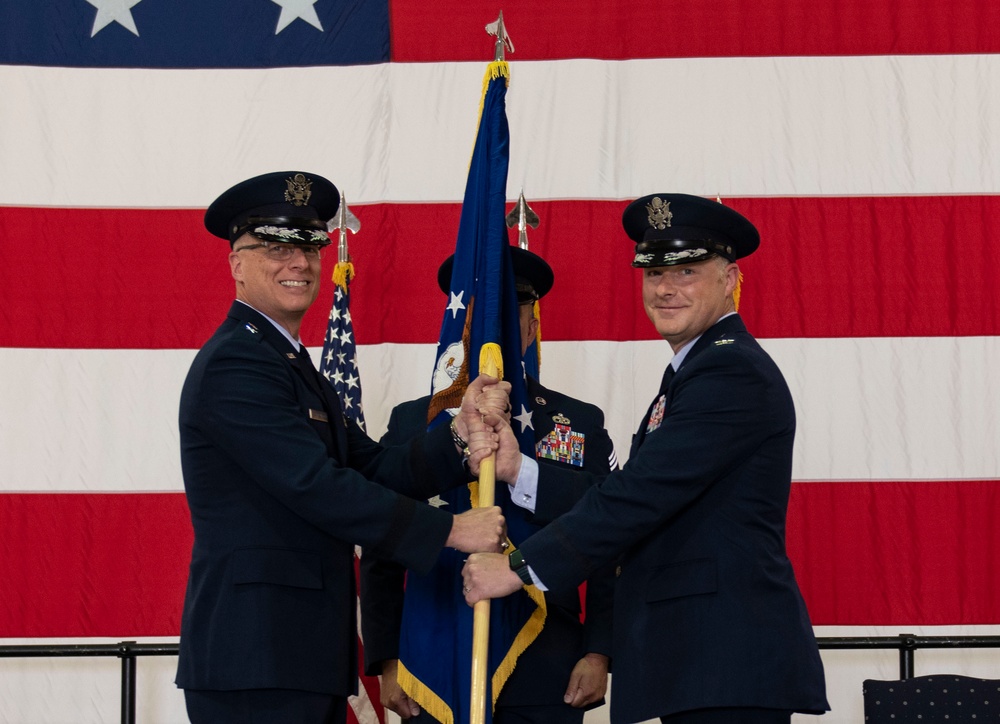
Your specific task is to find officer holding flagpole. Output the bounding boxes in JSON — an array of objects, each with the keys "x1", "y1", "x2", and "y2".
[
  {"x1": 175, "y1": 170, "x2": 510, "y2": 724},
  {"x1": 462, "y1": 194, "x2": 829, "y2": 724}
]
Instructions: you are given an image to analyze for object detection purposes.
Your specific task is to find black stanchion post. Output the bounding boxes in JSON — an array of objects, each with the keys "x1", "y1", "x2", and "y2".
[
  {"x1": 898, "y1": 633, "x2": 916, "y2": 680},
  {"x1": 119, "y1": 641, "x2": 137, "y2": 724}
]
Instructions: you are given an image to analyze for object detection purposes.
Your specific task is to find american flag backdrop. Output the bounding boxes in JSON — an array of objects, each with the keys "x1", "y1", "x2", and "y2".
[{"x1": 1, "y1": 1, "x2": 999, "y2": 722}]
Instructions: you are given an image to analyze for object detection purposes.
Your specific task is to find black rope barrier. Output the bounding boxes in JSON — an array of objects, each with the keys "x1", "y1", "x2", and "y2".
[{"x1": 2, "y1": 635, "x2": 999, "y2": 724}]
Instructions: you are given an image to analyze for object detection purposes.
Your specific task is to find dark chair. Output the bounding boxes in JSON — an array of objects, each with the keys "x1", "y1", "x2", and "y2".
[{"x1": 863, "y1": 674, "x2": 1000, "y2": 721}]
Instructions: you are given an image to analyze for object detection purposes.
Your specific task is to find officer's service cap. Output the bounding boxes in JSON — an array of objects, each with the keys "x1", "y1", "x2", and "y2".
[
  {"x1": 205, "y1": 171, "x2": 339, "y2": 247},
  {"x1": 437, "y1": 247, "x2": 554, "y2": 304},
  {"x1": 623, "y1": 193, "x2": 760, "y2": 268}
]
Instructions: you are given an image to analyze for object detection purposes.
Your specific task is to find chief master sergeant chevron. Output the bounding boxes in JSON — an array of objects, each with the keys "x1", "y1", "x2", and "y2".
[
  {"x1": 175, "y1": 171, "x2": 508, "y2": 724},
  {"x1": 462, "y1": 193, "x2": 829, "y2": 724}
]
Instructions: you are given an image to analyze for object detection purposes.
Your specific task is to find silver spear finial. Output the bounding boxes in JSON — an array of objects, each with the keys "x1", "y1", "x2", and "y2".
[
  {"x1": 328, "y1": 191, "x2": 361, "y2": 264},
  {"x1": 485, "y1": 11, "x2": 514, "y2": 61},
  {"x1": 505, "y1": 190, "x2": 539, "y2": 250}
]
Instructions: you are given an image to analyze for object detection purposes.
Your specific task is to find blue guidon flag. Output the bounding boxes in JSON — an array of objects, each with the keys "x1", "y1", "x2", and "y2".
[{"x1": 395, "y1": 59, "x2": 546, "y2": 724}]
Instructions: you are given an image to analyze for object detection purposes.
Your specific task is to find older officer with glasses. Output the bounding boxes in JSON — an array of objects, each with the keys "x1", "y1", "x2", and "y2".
[{"x1": 175, "y1": 171, "x2": 509, "y2": 724}]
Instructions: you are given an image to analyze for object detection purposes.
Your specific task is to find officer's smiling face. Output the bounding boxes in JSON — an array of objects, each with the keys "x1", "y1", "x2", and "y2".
[
  {"x1": 229, "y1": 235, "x2": 321, "y2": 334},
  {"x1": 642, "y1": 257, "x2": 739, "y2": 351}
]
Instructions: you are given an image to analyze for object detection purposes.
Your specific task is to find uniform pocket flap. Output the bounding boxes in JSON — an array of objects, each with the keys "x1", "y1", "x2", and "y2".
[
  {"x1": 645, "y1": 558, "x2": 717, "y2": 602},
  {"x1": 231, "y1": 547, "x2": 323, "y2": 589}
]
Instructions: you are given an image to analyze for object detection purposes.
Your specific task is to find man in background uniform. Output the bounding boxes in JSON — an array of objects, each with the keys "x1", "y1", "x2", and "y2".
[{"x1": 361, "y1": 246, "x2": 618, "y2": 723}]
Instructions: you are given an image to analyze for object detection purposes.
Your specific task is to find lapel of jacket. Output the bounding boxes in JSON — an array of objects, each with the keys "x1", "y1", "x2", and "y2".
[
  {"x1": 226, "y1": 301, "x2": 349, "y2": 460},
  {"x1": 630, "y1": 314, "x2": 747, "y2": 457},
  {"x1": 678, "y1": 313, "x2": 747, "y2": 372}
]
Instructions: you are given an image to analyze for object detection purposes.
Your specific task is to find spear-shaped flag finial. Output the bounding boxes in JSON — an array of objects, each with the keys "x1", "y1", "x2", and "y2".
[
  {"x1": 328, "y1": 191, "x2": 361, "y2": 288},
  {"x1": 505, "y1": 190, "x2": 539, "y2": 250},
  {"x1": 485, "y1": 11, "x2": 514, "y2": 61}
]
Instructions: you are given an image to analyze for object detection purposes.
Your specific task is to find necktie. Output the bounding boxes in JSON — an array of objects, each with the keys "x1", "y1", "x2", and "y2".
[
  {"x1": 634, "y1": 363, "x2": 676, "y2": 451},
  {"x1": 294, "y1": 346, "x2": 327, "y2": 399},
  {"x1": 659, "y1": 363, "x2": 676, "y2": 394}
]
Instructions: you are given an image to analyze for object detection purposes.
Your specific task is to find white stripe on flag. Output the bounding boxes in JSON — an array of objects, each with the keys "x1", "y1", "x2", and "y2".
[
  {"x1": 3, "y1": 54, "x2": 1000, "y2": 207},
  {"x1": 2, "y1": 337, "x2": 997, "y2": 492}
]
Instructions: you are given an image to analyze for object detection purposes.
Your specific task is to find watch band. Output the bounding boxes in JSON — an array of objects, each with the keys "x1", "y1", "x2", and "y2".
[
  {"x1": 449, "y1": 417, "x2": 468, "y2": 450},
  {"x1": 508, "y1": 549, "x2": 533, "y2": 585}
]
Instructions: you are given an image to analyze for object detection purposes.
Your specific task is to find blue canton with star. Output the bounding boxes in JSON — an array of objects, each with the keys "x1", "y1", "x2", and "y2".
[{"x1": 1, "y1": 0, "x2": 390, "y2": 68}]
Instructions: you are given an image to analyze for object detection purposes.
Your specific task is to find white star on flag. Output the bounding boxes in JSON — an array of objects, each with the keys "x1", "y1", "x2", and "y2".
[
  {"x1": 319, "y1": 272, "x2": 366, "y2": 433},
  {"x1": 271, "y1": 0, "x2": 323, "y2": 34},
  {"x1": 85, "y1": 0, "x2": 141, "y2": 37},
  {"x1": 513, "y1": 404, "x2": 534, "y2": 433},
  {"x1": 446, "y1": 290, "x2": 466, "y2": 318}
]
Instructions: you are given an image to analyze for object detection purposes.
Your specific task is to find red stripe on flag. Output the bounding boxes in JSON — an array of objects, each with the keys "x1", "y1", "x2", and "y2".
[
  {"x1": 3, "y1": 196, "x2": 1000, "y2": 349},
  {"x1": 390, "y1": 0, "x2": 1000, "y2": 61},
  {"x1": 1, "y1": 482, "x2": 997, "y2": 637},
  {"x1": 787, "y1": 480, "x2": 1000, "y2": 625},
  {"x1": 0, "y1": 493, "x2": 191, "y2": 638}
]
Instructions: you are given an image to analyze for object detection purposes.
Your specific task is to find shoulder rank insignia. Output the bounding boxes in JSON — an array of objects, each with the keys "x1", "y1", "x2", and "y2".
[
  {"x1": 536, "y1": 419, "x2": 585, "y2": 468},
  {"x1": 714, "y1": 338, "x2": 735, "y2": 345},
  {"x1": 244, "y1": 322, "x2": 259, "y2": 334}
]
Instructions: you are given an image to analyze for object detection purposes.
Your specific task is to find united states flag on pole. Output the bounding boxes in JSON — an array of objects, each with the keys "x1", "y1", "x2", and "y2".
[
  {"x1": 317, "y1": 199, "x2": 384, "y2": 724},
  {"x1": 320, "y1": 261, "x2": 366, "y2": 431},
  {"x1": 2, "y1": 1, "x2": 999, "y2": 722}
]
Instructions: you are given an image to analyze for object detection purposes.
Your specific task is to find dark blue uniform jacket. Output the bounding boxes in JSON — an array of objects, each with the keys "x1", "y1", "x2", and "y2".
[
  {"x1": 176, "y1": 301, "x2": 469, "y2": 696},
  {"x1": 518, "y1": 315, "x2": 829, "y2": 723}
]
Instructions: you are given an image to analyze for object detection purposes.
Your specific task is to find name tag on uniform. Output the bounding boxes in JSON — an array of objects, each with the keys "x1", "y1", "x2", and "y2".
[
  {"x1": 536, "y1": 421, "x2": 585, "y2": 468},
  {"x1": 646, "y1": 395, "x2": 666, "y2": 433},
  {"x1": 308, "y1": 409, "x2": 329, "y2": 422}
]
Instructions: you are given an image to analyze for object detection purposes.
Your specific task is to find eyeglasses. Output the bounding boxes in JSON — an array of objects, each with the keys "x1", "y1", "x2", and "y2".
[{"x1": 234, "y1": 241, "x2": 322, "y2": 262}]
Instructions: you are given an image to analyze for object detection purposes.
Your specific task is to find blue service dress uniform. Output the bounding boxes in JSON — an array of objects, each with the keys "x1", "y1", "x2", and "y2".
[
  {"x1": 360, "y1": 376, "x2": 617, "y2": 722},
  {"x1": 516, "y1": 315, "x2": 829, "y2": 724},
  {"x1": 176, "y1": 301, "x2": 472, "y2": 699}
]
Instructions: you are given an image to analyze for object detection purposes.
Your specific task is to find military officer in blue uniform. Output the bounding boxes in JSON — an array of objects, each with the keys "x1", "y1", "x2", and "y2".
[
  {"x1": 462, "y1": 194, "x2": 830, "y2": 724},
  {"x1": 360, "y1": 246, "x2": 618, "y2": 723},
  {"x1": 175, "y1": 171, "x2": 509, "y2": 724}
]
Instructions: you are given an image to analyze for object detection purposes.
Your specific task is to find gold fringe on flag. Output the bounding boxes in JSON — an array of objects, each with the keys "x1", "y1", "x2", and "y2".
[
  {"x1": 733, "y1": 269, "x2": 744, "y2": 311},
  {"x1": 332, "y1": 261, "x2": 355, "y2": 291},
  {"x1": 398, "y1": 662, "x2": 455, "y2": 724},
  {"x1": 470, "y1": 62, "x2": 510, "y2": 160}
]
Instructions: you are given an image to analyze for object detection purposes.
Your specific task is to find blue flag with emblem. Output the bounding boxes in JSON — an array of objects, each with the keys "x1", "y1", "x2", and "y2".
[{"x1": 396, "y1": 60, "x2": 546, "y2": 724}]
